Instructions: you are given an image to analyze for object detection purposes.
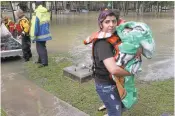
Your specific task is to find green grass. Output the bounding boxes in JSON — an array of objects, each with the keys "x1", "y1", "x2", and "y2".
[
  {"x1": 25, "y1": 54, "x2": 174, "y2": 116},
  {"x1": 123, "y1": 80, "x2": 174, "y2": 116}
]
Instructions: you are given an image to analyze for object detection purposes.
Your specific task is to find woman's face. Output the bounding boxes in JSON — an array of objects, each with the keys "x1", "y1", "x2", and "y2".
[{"x1": 100, "y1": 16, "x2": 117, "y2": 33}]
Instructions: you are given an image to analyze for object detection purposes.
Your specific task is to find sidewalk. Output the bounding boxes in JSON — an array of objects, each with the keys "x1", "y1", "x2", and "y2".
[{"x1": 1, "y1": 59, "x2": 89, "y2": 116}]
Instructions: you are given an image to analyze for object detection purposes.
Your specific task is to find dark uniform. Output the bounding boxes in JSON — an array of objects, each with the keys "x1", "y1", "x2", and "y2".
[{"x1": 36, "y1": 41, "x2": 48, "y2": 65}]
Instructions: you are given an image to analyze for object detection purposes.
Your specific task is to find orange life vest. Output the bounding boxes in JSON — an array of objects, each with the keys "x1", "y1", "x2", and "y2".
[{"x1": 84, "y1": 32, "x2": 126, "y2": 99}]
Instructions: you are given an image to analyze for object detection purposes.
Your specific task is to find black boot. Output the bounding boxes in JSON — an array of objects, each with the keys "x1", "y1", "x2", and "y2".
[
  {"x1": 29, "y1": 53, "x2": 32, "y2": 58},
  {"x1": 38, "y1": 64, "x2": 48, "y2": 68},
  {"x1": 34, "y1": 61, "x2": 41, "y2": 64}
]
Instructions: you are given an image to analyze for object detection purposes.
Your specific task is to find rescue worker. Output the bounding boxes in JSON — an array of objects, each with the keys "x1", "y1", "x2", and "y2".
[
  {"x1": 3, "y1": 16, "x2": 16, "y2": 37},
  {"x1": 30, "y1": 1, "x2": 52, "y2": 68},
  {"x1": 16, "y1": 9, "x2": 32, "y2": 62},
  {"x1": 4, "y1": 16, "x2": 13, "y2": 30}
]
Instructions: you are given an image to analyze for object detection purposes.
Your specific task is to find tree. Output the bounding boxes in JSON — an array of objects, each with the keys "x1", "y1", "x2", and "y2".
[
  {"x1": 10, "y1": 1, "x2": 16, "y2": 22},
  {"x1": 18, "y1": 2, "x2": 28, "y2": 12}
]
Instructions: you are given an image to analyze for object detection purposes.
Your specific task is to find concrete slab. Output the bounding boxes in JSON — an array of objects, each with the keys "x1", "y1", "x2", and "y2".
[{"x1": 63, "y1": 65, "x2": 93, "y2": 83}]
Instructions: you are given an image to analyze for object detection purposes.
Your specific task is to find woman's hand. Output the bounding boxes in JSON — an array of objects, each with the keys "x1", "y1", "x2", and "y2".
[{"x1": 103, "y1": 57, "x2": 131, "y2": 76}]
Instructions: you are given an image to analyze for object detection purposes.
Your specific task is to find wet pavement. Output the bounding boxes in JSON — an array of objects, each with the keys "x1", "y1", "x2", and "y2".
[{"x1": 1, "y1": 52, "x2": 89, "y2": 116}]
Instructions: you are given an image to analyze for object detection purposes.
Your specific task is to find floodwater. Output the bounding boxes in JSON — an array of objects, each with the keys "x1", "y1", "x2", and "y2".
[
  {"x1": 1, "y1": 11, "x2": 174, "y2": 80},
  {"x1": 48, "y1": 11, "x2": 174, "y2": 81}
]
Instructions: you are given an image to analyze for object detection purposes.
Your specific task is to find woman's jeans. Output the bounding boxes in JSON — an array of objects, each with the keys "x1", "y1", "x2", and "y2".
[{"x1": 96, "y1": 83, "x2": 122, "y2": 116}]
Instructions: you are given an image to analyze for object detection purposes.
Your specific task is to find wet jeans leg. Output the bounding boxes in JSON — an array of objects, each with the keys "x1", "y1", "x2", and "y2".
[
  {"x1": 36, "y1": 41, "x2": 48, "y2": 65},
  {"x1": 96, "y1": 83, "x2": 122, "y2": 116}
]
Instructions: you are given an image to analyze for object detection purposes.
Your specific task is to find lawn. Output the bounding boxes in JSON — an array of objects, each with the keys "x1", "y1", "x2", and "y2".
[{"x1": 25, "y1": 54, "x2": 174, "y2": 116}]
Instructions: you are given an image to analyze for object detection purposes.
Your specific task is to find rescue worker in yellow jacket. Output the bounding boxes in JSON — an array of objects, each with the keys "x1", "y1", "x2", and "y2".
[
  {"x1": 30, "y1": 1, "x2": 52, "y2": 67},
  {"x1": 16, "y1": 9, "x2": 32, "y2": 62}
]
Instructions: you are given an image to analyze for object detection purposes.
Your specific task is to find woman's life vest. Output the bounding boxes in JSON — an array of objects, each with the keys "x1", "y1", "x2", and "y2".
[
  {"x1": 84, "y1": 31, "x2": 129, "y2": 106},
  {"x1": 84, "y1": 21, "x2": 155, "y2": 109}
]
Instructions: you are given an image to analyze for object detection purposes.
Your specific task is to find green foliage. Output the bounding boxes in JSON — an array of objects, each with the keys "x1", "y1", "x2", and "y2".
[
  {"x1": 1, "y1": 1, "x2": 9, "y2": 6},
  {"x1": 25, "y1": 54, "x2": 174, "y2": 116}
]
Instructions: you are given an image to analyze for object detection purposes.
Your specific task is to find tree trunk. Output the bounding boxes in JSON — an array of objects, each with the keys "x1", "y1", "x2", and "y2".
[
  {"x1": 157, "y1": 2, "x2": 159, "y2": 13},
  {"x1": 160, "y1": 5, "x2": 162, "y2": 12},
  {"x1": 165, "y1": 5, "x2": 167, "y2": 12},
  {"x1": 118, "y1": 1, "x2": 122, "y2": 11},
  {"x1": 10, "y1": 1, "x2": 16, "y2": 22},
  {"x1": 142, "y1": 1, "x2": 144, "y2": 14},
  {"x1": 62, "y1": 1, "x2": 64, "y2": 10},
  {"x1": 111, "y1": 1, "x2": 114, "y2": 10},
  {"x1": 50, "y1": 1, "x2": 53, "y2": 21},
  {"x1": 134, "y1": 2, "x2": 136, "y2": 10},
  {"x1": 150, "y1": 4, "x2": 152, "y2": 12},
  {"x1": 125, "y1": 2, "x2": 129, "y2": 15},
  {"x1": 29, "y1": 2, "x2": 32, "y2": 20},
  {"x1": 123, "y1": 2, "x2": 125, "y2": 15},
  {"x1": 122, "y1": 2, "x2": 126, "y2": 16},
  {"x1": 136, "y1": 1, "x2": 140, "y2": 15},
  {"x1": 54, "y1": 1, "x2": 56, "y2": 14}
]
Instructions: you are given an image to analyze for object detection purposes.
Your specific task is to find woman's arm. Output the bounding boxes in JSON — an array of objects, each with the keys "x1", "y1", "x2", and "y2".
[
  {"x1": 103, "y1": 57, "x2": 131, "y2": 77},
  {"x1": 104, "y1": 46, "x2": 143, "y2": 76}
]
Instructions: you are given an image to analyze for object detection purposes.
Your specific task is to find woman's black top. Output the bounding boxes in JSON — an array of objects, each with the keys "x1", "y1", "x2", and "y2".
[{"x1": 93, "y1": 39, "x2": 116, "y2": 85}]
